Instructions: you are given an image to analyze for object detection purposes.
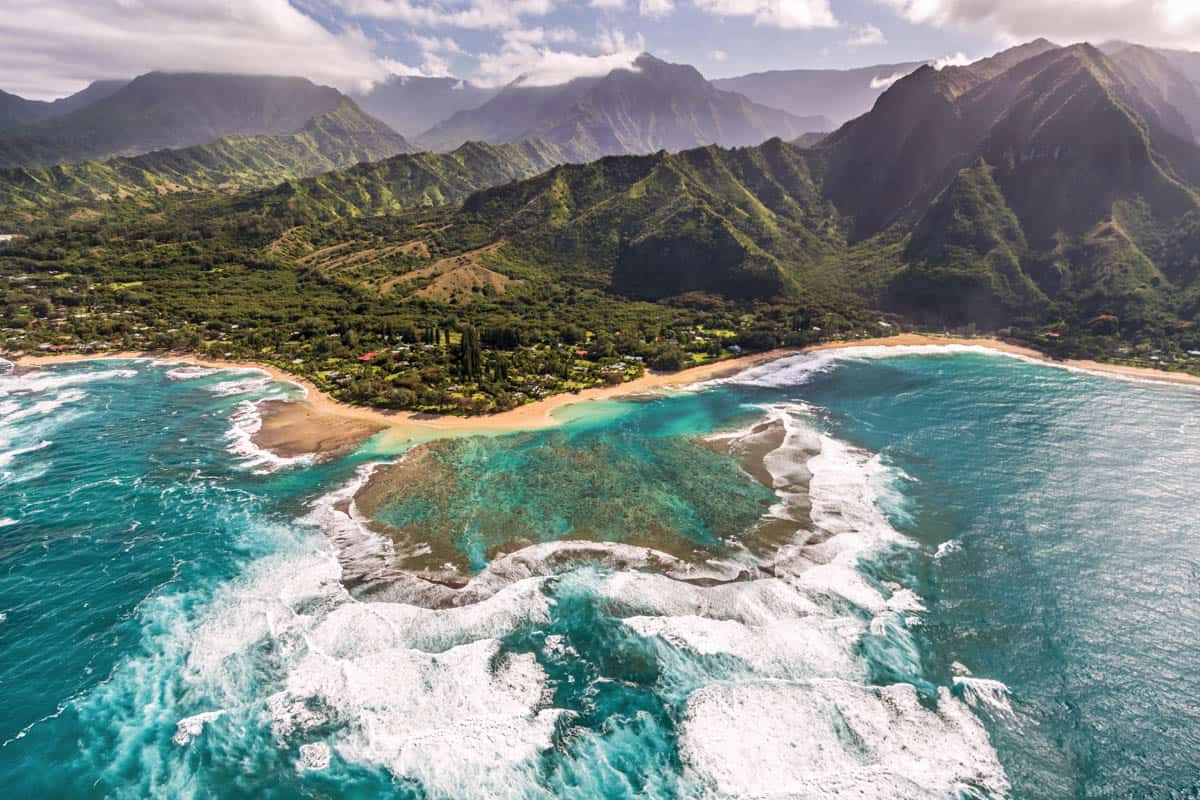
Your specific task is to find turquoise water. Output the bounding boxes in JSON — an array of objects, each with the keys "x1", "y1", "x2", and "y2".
[{"x1": 0, "y1": 350, "x2": 1197, "y2": 798}]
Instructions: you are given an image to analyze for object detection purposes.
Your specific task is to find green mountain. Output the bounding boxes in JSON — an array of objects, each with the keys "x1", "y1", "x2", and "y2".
[
  {"x1": 446, "y1": 138, "x2": 842, "y2": 300},
  {"x1": 236, "y1": 139, "x2": 574, "y2": 224},
  {"x1": 0, "y1": 100, "x2": 412, "y2": 219},
  {"x1": 413, "y1": 41, "x2": 1200, "y2": 330},
  {"x1": 419, "y1": 54, "x2": 830, "y2": 158},
  {"x1": 0, "y1": 72, "x2": 402, "y2": 167},
  {"x1": 851, "y1": 43, "x2": 1200, "y2": 324}
]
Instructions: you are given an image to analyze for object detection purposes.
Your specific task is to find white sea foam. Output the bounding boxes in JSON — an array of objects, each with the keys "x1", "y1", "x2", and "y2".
[
  {"x1": 208, "y1": 374, "x2": 275, "y2": 397},
  {"x1": 0, "y1": 519, "x2": 15, "y2": 528},
  {"x1": 0, "y1": 388, "x2": 86, "y2": 426},
  {"x1": 0, "y1": 439, "x2": 51, "y2": 468},
  {"x1": 623, "y1": 614, "x2": 862, "y2": 681},
  {"x1": 681, "y1": 681, "x2": 1009, "y2": 799},
  {"x1": 177, "y1": 470, "x2": 565, "y2": 796},
  {"x1": 271, "y1": 639, "x2": 562, "y2": 795},
  {"x1": 699, "y1": 351, "x2": 841, "y2": 389},
  {"x1": 954, "y1": 676, "x2": 1015, "y2": 715},
  {"x1": 0, "y1": 367, "x2": 137, "y2": 397},
  {"x1": 936, "y1": 539, "x2": 963, "y2": 559},
  {"x1": 224, "y1": 400, "x2": 314, "y2": 474},
  {"x1": 297, "y1": 742, "x2": 331, "y2": 771},
  {"x1": 613, "y1": 402, "x2": 1008, "y2": 797},
  {"x1": 172, "y1": 709, "x2": 226, "y2": 746},
  {"x1": 165, "y1": 365, "x2": 228, "y2": 381}
]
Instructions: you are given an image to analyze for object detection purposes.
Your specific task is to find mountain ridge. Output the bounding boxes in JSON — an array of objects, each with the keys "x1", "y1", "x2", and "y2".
[
  {"x1": 0, "y1": 73, "x2": 407, "y2": 168},
  {"x1": 418, "y1": 53, "x2": 830, "y2": 159}
]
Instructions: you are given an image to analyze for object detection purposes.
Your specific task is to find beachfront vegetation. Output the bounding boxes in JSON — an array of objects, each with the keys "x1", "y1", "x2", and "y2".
[{"x1": 0, "y1": 189, "x2": 887, "y2": 412}]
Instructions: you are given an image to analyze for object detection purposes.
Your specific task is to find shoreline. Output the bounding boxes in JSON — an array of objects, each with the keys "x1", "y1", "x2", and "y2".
[{"x1": 8, "y1": 334, "x2": 1200, "y2": 457}]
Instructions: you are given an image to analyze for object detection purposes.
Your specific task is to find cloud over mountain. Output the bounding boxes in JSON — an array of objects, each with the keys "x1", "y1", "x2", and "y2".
[
  {"x1": 0, "y1": 0, "x2": 392, "y2": 100},
  {"x1": 881, "y1": 0, "x2": 1200, "y2": 51}
]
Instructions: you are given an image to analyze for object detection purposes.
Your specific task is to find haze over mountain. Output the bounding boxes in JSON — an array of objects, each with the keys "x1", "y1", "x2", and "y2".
[
  {"x1": 0, "y1": 80, "x2": 127, "y2": 131},
  {"x1": 0, "y1": 73, "x2": 408, "y2": 168},
  {"x1": 418, "y1": 53, "x2": 831, "y2": 159},
  {"x1": 351, "y1": 76, "x2": 498, "y2": 138},
  {"x1": 712, "y1": 61, "x2": 928, "y2": 126}
]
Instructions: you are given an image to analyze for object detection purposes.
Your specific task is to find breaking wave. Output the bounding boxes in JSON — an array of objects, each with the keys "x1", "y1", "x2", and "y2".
[{"x1": 138, "y1": 399, "x2": 1010, "y2": 798}]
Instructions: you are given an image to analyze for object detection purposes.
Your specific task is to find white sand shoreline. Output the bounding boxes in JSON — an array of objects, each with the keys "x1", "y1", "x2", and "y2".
[{"x1": 8, "y1": 334, "x2": 1200, "y2": 457}]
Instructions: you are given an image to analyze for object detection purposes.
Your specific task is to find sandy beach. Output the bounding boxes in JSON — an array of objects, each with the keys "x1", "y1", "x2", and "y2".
[{"x1": 8, "y1": 333, "x2": 1200, "y2": 458}]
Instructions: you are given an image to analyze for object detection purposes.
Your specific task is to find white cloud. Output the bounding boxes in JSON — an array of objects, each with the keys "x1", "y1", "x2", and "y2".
[
  {"x1": 693, "y1": 0, "x2": 837, "y2": 30},
  {"x1": 640, "y1": 0, "x2": 675, "y2": 18},
  {"x1": 879, "y1": 0, "x2": 1200, "y2": 51},
  {"x1": 869, "y1": 70, "x2": 907, "y2": 89},
  {"x1": 473, "y1": 26, "x2": 644, "y2": 87},
  {"x1": 590, "y1": 0, "x2": 626, "y2": 7},
  {"x1": 594, "y1": 26, "x2": 646, "y2": 54},
  {"x1": 337, "y1": 0, "x2": 555, "y2": 30},
  {"x1": 710, "y1": 49, "x2": 729, "y2": 62},
  {"x1": 409, "y1": 33, "x2": 464, "y2": 76},
  {"x1": 0, "y1": 0, "x2": 393, "y2": 100},
  {"x1": 933, "y1": 51, "x2": 972, "y2": 69},
  {"x1": 847, "y1": 23, "x2": 886, "y2": 46}
]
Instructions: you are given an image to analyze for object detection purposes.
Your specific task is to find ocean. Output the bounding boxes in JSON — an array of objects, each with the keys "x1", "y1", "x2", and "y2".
[{"x1": 0, "y1": 349, "x2": 1197, "y2": 798}]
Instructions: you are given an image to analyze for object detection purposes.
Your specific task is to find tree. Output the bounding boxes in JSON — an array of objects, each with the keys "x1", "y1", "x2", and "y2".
[{"x1": 457, "y1": 324, "x2": 483, "y2": 381}]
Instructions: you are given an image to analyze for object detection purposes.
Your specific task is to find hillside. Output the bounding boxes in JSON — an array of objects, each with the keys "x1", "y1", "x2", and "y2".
[
  {"x1": 419, "y1": 54, "x2": 829, "y2": 158},
  {"x1": 235, "y1": 139, "x2": 573, "y2": 224},
  {"x1": 0, "y1": 73, "x2": 400, "y2": 167},
  {"x1": 450, "y1": 139, "x2": 841, "y2": 300},
  {"x1": 352, "y1": 76, "x2": 498, "y2": 137},
  {"x1": 0, "y1": 100, "x2": 412, "y2": 222}
]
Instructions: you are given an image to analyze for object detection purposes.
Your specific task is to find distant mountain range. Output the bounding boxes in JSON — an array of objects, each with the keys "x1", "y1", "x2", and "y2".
[
  {"x1": 417, "y1": 54, "x2": 832, "y2": 158},
  {"x1": 712, "y1": 61, "x2": 928, "y2": 126},
  {"x1": 0, "y1": 73, "x2": 408, "y2": 168},
  {"x1": 0, "y1": 101, "x2": 414, "y2": 217},
  {"x1": 0, "y1": 80, "x2": 128, "y2": 131}
]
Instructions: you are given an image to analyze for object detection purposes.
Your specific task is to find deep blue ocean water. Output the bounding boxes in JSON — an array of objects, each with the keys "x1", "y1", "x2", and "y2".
[{"x1": 0, "y1": 349, "x2": 1197, "y2": 798}]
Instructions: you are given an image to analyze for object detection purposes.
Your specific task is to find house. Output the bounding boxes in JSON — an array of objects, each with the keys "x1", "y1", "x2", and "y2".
[{"x1": 358, "y1": 352, "x2": 379, "y2": 362}]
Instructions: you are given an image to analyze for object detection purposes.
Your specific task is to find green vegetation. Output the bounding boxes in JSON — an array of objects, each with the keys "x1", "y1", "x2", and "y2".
[
  {"x1": 0, "y1": 101, "x2": 410, "y2": 227},
  {"x1": 5, "y1": 40, "x2": 1200, "y2": 412},
  {"x1": 0, "y1": 193, "x2": 879, "y2": 413}
]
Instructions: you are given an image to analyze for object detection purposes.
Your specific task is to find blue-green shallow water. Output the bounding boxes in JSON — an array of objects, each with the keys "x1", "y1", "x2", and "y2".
[{"x1": 0, "y1": 349, "x2": 1196, "y2": 798}]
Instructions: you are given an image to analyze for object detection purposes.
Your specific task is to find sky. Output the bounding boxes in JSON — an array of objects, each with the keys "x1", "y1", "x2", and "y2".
[{"x1": 4, "y1": 0, "x2": 1200, "y2": 100}]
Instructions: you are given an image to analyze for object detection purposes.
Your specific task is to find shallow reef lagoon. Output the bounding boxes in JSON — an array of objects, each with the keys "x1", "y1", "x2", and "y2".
[{"x1": 1, "y1": 348, "x2": 1198, "y2": 799}]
